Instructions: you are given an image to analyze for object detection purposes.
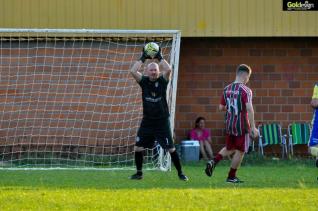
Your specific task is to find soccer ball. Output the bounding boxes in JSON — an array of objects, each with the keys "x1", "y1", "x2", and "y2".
[{"x1": 144, "y1": 42, "x2": 159, "y2": 58}]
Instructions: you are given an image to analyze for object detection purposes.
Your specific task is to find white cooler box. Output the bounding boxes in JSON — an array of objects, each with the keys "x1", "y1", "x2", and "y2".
[{"x1": 181, "y1": 140, "x2": 200, "y2": 162}]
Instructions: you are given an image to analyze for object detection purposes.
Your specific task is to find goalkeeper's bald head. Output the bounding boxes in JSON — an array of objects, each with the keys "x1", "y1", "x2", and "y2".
[{"x1": 146, "y1": 62, "x2": 160, "y2": 81}]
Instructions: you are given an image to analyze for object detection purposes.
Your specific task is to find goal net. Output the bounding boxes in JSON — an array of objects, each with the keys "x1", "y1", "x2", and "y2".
[{"x1": 0, "y1": 29, "x2": 181, "y2": 170}]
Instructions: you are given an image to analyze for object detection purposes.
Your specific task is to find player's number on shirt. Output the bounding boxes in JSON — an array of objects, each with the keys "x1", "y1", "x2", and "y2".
[{"x1": 226, "y1": 97, "x2": 238, "y2": 115}]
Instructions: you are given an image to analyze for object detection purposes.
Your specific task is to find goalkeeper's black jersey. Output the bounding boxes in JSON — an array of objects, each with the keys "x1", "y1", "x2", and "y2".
[{"x1": 138, "y1": 75, "x2": 170, "y2": 120}]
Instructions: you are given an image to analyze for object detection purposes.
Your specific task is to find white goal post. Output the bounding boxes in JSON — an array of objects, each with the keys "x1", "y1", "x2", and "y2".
[{"x1": 0, "y1": 29, "x2": 181, "y2": 170}]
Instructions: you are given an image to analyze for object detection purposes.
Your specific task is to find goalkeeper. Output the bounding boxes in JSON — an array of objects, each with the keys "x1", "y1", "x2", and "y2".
[
  {"x1": 309, "y1": 82, "x2": 318, "y2": 168},
  {"x1": 129, "y1": 45, "x2": 188, "y2": 181}
]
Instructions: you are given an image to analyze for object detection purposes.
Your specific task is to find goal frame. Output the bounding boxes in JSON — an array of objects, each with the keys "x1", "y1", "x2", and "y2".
[{"x1": 0, "y1": 28, "x2": 181, "y2": 170}]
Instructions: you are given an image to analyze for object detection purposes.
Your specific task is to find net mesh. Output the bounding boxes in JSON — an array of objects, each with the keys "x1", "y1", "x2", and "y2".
[{"x1": 0, "y1": 29, "x2": 180, "y2": 170}]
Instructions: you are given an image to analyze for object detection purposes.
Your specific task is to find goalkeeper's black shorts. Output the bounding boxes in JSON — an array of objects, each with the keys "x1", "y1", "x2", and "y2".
[{"x1": 135, "y1": 117, "x2": 174, "y2": 149}]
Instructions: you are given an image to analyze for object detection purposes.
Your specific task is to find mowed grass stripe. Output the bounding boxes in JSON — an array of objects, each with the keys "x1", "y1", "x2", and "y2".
[
  {"x1": 0, "y1": 188, "x2": 317, "y2": 210},
  {"x1": 0, "y1": 162, "x2": 317, "y2": 210}
]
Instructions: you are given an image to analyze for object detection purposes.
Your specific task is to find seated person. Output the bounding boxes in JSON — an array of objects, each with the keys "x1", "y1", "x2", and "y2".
[
  {"x1": 309, "y1": 82, "x2": 318, "y2": 168},
  {"x1": 189, "y1": 117, "x2": 213, "y2": 160}
]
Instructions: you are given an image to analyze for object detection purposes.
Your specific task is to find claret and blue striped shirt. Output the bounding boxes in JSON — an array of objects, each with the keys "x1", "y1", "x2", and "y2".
[{"x1": 220, "y1": 82, "x2": 252, "y2": 136}]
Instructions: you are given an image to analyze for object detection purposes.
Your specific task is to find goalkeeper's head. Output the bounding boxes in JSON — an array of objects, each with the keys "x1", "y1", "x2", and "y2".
[
  {"x1": 236, "y1": 64, "x2": 252, "y2": 84},
  {"x1": 146, "y1": 62, "x2": 160, "y2": 81}
]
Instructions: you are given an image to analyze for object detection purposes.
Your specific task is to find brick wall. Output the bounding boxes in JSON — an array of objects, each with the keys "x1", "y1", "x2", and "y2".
[{"x1": 175, "y1": 37, "x2": 318, "y2": 153}]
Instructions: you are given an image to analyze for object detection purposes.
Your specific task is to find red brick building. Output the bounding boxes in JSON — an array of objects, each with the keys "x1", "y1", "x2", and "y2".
[
  {"x1": 1, "y1": 0, "x2": 318, "y2": 157},
  {"x1": 175, "y1": 38, "x2": 318, "y2": 154}
]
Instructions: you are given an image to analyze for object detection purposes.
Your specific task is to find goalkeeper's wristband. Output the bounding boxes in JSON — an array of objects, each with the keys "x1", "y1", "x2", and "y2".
[
  {"x1": 139, "y1": 54, "x2": 146, "y2": 63},
  {"x1": 156, "y1": 53, "x2": 163, "y2": 62}
]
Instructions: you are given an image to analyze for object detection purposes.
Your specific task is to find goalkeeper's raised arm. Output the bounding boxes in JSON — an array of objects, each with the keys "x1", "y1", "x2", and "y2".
[
  {"x1": 129, "y1": 60, "x2": 143, "y2": 83},
  {"x1": 154, "y1": 47, "x2": 172, "y2": 81},
  {"x1": 130, "y1": 45, "x2": 172, "y2": 83},
  {"x1": 129, "y1": 46, "x2": 151, "y2": 82},
  {"x1": 158, "y1": 59, "x2": 172, "y2": 81}
]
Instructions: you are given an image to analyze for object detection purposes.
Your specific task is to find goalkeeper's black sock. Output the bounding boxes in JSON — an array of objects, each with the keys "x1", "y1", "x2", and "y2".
[
  {"x1": 170, "y1": 150, "x2": 182, "y2": 175},
  {"x1": 135, "y1": 151, "x2": 143, "y2": 175}
]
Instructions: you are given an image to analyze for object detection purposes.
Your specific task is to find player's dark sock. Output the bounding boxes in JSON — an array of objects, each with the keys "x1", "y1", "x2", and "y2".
[
  {"x1": 170, "y1": 150, "x2": 182, "y2": 175},
  {"x1": 135, "y1": 151, "x2": 143, "y2": 173},
  {"x1": 228, "y1": 168, "x2": 237, "y2": 179},
  {"x1": 213, "y1": 153, "x2": 223, "y2": 165}
]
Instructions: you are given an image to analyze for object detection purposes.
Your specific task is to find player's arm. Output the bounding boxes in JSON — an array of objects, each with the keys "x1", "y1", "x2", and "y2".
[
  {"x1": 155, "y1": 47, "x2": 172, "y2": 81},
  {"x1": 130, "y1": 60, "x2": 143, "y2": 83},
  {"x1": 130, "y1": 47, "x2": 151, "y2": 83},
  {"x1": 312, "y1": 99, "x2": 318, "y2": 108},
  {"x1": 311, "y1": 84, "x2": 318, "y2": 108},
  {"x1": 244, "y1": 89, "x2": 258, "y2": 138},
  {"x1": 219, "y1": 104, "x2": 226, "y2": 111},
  {"x1": 246, "y1": 102, "x2": 258, "y2": 138},
  {"x1": 219, "y1": 93, "x2": 227, "y2": 111},
  {"x1": 160, "y1": 59, "x2": 172, "y2": 81},
  {"x1": 246, "y1": 102, "x2": 256, "y2": 129}
]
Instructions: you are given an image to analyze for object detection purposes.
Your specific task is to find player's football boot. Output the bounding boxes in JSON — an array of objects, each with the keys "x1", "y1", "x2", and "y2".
[
  {"x1": 205, "y1": 160, "x2": 215, "y2": 177},
  {"x1": 129, "y1": 173, "x2": 143, "y2": 180},
  {"x1": 226, "y1": 177, "x2": 244, "y2": 183},
  {"x1": 178, "y1": 173, "x2": 189, "y2": 181}
]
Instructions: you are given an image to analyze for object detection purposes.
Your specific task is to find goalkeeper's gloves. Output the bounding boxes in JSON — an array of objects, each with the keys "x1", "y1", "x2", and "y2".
[
  {"x1": 139, "y1": 48, "x2": 151, "y2": 63},
  {"x1": 154, "y1": 47, "x2": 163, "y2": 62}
]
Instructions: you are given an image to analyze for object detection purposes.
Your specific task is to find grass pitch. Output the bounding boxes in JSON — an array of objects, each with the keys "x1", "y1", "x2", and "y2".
[{"x1": 0, "y1": 160, "x2": 317, "y2": 210}]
